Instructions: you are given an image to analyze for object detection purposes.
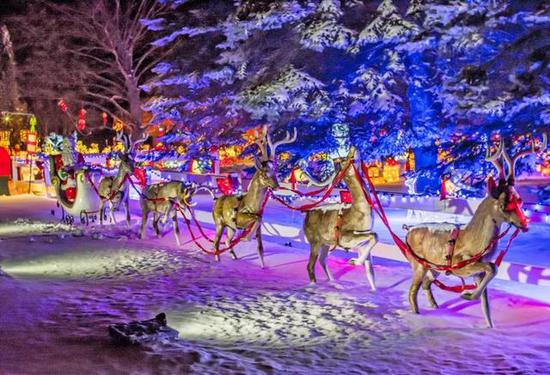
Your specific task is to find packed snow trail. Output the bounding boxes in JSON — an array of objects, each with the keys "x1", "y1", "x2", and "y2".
[{"x1": 1, "y1": 195, "x2": 549, "y2": 374}]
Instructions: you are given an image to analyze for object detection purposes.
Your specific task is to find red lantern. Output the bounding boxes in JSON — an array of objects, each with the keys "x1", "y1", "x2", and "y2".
[
  {"x1": 77, "y1": 109, "x2": 86, "y2": 132},
  {"x1": 57, "y1": 99, "x2": 68, "y2": 113},
  {"x1": 102, "y1": 112, "x2": 108, "y2": 127}
]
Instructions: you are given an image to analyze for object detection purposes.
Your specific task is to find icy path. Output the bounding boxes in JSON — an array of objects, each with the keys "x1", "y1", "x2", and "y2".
[{"x1": 1, "y1": 195, "x2": 550, "y2": 374}]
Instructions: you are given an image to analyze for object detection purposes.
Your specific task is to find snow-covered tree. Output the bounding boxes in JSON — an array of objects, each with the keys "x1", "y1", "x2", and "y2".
[{"x1": 145, "y1": 0, "x2": 549, "y2": 184}]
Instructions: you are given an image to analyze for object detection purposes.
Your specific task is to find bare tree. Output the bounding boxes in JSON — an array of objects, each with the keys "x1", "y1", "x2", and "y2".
[
  {"x1": 8, "y1": 0, "x2": 169, "y2": 136},
  {"x1": 0, "y1": 25, "x2": 24, "y2": 112}
]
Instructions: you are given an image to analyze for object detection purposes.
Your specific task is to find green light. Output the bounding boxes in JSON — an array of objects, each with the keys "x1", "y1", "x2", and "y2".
[{"x1": 29, "y1": 115, "x2": 37, "y2": 132}]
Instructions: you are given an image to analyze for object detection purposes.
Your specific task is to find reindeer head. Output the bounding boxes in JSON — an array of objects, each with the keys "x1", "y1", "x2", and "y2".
[
  {"x1": 298, "y1": 147, "x2": 357, "y2": 187},
  {"x1": 485, "y1": 133, "x2": 547, "y2": 232},
  {"x1": 177, "y1": 183, "x2": 197, "y2": 208},
  {"x1": 253, "y1": 125, "x2": 297, "y2": 190},
  {"x1": 116, "y1": 131, "x2": 148, "y2": 176}
]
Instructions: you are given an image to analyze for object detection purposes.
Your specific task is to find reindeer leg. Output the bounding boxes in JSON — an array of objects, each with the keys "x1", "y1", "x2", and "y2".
[
  {"x1": 422, "y1": 270, "x2": 439, "y2": 309},
  {"x1": 153, "y1": 213, "x2": 161, "y2": 238},
  {"x1": 125, "y1": 196, "x2": 131, "y2": 228},
  {"x1": 343, "y1": 231, "x2": 378, "y2": 290},
  {"x1": 172, "y1": 209, "x2": 181, "y2": 247},
  {"x1": 256, "y1": 222, "x2": 265, "y2": 269},
  {"x1": 99, "y1": 200, "x2": 104, "y2": 225},
  {"x1": 348, "y1": 232, "x2": 377, "y2": 265},
  {"x1": 140, "y1": 208, "x2": 148, "y2": 239},
  {"x1": 361, "y1": 233, "x2": 378, "y2": 291},
  {"x1": 474, "y1": 274, "x2": 494, "y2": 328},
  {"x1": 318, "y1": 245, "x2": 333, "y2": 282},
  {"x1": 225, "y1": 227, "x2": 238, "y2": 260},
  {"x1": 109, "y1": 201, "x2": 116, "y2": 224},
  {"x1": 409, "y1": 265, "x2": 427, "y2": 314},
  {"x1": 307, "y1": 243, "x2": 320, "y2": 284},
  {"x1": 213, "y1": 224, "x2": 225, "y2": 262},
  {"x1": 460, "y1": 262, "x2": 497, "y2": 301}
]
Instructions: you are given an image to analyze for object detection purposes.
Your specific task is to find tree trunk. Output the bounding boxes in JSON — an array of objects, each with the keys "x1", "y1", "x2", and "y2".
[{"x1": 1, "y1": 25, "x2": 24, "y2": 112}]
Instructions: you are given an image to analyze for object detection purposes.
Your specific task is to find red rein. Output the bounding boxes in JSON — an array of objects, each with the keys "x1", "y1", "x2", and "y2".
[{"x1": 356, "y1": 162, "x2": 521, "y2": 292}]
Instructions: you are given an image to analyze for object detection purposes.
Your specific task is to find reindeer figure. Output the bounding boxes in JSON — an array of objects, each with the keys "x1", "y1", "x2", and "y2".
[
  {"x1": 140, "y1": 182, "x2": 196, "y2": 246},
  {"x1": 404, "y1": 133, "x2": 546, "y2": 328},
  {"x1": 98, "y1": 132, "x2": 146, "y2": 226},
  {"x1": 302, "y1": 147, "x2": 378, "y2": 289},
  {"x1": 212, "y1": 126, "x2": 297, "y2": 267}
]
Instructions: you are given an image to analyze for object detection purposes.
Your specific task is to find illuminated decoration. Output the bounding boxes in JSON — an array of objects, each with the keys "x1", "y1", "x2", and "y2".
[
  {"x1": 219, "y1": 145, "x2": 244, "y2": 167},
  {"x1": 405, "y1": 148, "x2": 415, "y2": 172},
  {"x1": 216, "y1": 176, "x2": 234, "y2": 195},
  {"x1": 77, "y1": 108, "x2": 86, "y2": 132},
  {"x1": 26, "y1": 132, "x2": 38, "y2": 154},
  {"x1": 0, "y1": 131, "x2": 10, "y2": 148},
  {"x1": 57, "y1": 99, "x2": 68, "y2": 113},
  {"x1": 190, "y1": 158, "x2": 212, "y2": 174},
  {"x1": 113, "y1": 118, "x2": 124, "y2": 132},
  {"x1": 536, "y1": 150, "x2": 550, "y2": 176},
  {"x1": 26, "y1": 115, "x2": 38, "y2": 154},
  {"x1": 76, "y1": 140, "x2": 100, "y2": 154},
  {"x1": 382, "y1": 157, "x2": 400, "y2": 183},
  {"x1": 102, "y1": 112, "x2": 108, "y2": 126},
  {"x1": 365, "y1": 161, "x2": 383, "y2": 184}
]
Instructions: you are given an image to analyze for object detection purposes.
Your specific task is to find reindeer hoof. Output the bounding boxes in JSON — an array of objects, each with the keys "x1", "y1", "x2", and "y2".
[
  {"x1": 214, "y1": 255, "x2": 220, "y2": 262},
  {"x1": 230, "y1": 251, "x2": 238, "y2": 260},
  {"x1": 460, "y1": 292, "x2": 478, "y2": 301},
  {"x1": 348, "y1": 258, "x2": 364, "y2": 266}
]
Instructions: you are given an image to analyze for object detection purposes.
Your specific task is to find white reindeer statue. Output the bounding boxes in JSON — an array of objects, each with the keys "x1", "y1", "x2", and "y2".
[
  {"x1": 98, "y1": 132, "x2": 146, "y2": 226},
  {"x1": 404, "y1": 133, "x2": 546, "y2": 328},
  {"x1": 302, "y1": 147, "x2": 378, "y2": 290}
]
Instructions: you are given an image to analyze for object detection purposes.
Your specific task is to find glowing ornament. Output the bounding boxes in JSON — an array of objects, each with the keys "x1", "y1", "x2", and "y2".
[
  {"x1": 26, "y1": 116, "x2": 38, "y2": 154},
  {"x1": 77, "y1": 109, "x2": 86, "y2": 132},
  {"x1": 57, "y1": 99, "x2": 68, "y2": 113}
]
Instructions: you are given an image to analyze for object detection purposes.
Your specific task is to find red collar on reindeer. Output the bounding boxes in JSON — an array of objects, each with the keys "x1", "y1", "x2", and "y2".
[{"x1": 505, "y1": 185, "x2": 528, "y2": 229}]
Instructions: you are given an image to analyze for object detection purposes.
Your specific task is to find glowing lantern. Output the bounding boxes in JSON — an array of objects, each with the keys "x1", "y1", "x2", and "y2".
[
  {"x1": 57, "y1": 99, "x2": 68, "y2": 113},
  {"x1": 77, "y1": 109, "x2": 86, "y2": 132},
  {"x1": 102, "y1": 112, "x2": 108, "y2": 126},
  {"x1": 383, "y1": 157, "x2": 400, "y2": 183},
  {"x1": 26, "y1": 116, "x2": 38, "y2": 154}
]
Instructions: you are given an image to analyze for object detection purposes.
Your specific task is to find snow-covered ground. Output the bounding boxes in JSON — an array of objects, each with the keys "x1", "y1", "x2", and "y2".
[{"x1": 1, "y1": 195, "x2": 550, "y2": 374}]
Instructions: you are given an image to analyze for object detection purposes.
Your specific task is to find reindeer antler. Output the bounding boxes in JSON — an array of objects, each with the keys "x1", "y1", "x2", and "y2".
[
  {"x1": 502, "y1": 133, "x2": 547, "y2": 181},
  {"x1": 254, "y1": 125, "x2": 270, "y2": 161},
  {"x1": 116, "y1": 131, "x2": 131, "y2": 152},
  {"x1": 267, "y1": 127, "x2": 297, "y2": 159},
  {"x1": 129, "y1": 133, "x2": 148, "y2": 155},
  {"x1": 485, "y1": 138, "x2": 505, "y2": 179}
]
